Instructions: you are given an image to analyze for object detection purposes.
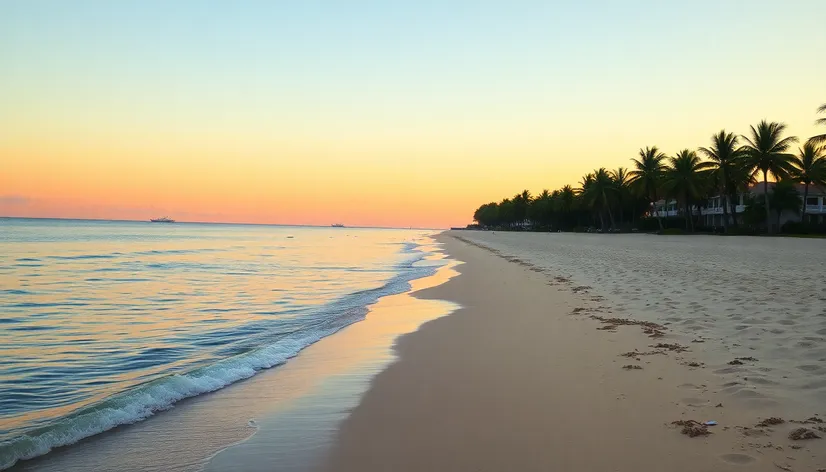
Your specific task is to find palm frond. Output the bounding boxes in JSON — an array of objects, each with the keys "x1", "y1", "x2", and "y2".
[{"x1": 772, "y1": 135, "x2": 799, "y2": 152}]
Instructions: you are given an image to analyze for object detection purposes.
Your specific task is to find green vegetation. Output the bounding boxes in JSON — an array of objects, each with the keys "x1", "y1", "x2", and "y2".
[
  {"x1": 790, "y1": 141, "x2": 826, "y2": 221},
  {"x1": 810, "y1": 103, "x2": 826, "y2": 146},
  {"x1": 471, "y1": 104, "x2": 826, "y2": 235},
  {"x1": 739, "y1": 120, "x2": 798, "y2": 234}
]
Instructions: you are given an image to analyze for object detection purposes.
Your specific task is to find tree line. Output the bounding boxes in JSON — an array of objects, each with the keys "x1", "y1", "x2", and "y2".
[{"x1": 473, "y1": 103, "x2": 826, "y2": 234}]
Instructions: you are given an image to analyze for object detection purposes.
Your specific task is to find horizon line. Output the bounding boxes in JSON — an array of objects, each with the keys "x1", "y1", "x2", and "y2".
[{"x1": 0, "y1": 215, "x2": 446, "y2": 231}]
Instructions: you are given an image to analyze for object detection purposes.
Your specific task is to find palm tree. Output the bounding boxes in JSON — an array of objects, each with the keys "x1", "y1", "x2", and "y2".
[
  {"x1": 530, "y1": 189, "x2": 553, "y2": 228},
  {"x1": 740, "y1": 120, "x2": 798, "y2": 233},
  {"x1": 512, "y1": 190, "x2": 532, "y2": 228},
  {"x1": 699, "y1": 130, "x2": 746, "y2": 232},
  {"x1": 769, "y1": 180, "x2": 802, "y2": 229},
  {"x1": 579, "y1": 169, "x2": 619, "y2": 231},
  {"x1": 809, "y1": 103, "x2": 826, "y2": 146},
  {"x1": 611, "y1": 167, "x2": 631, "y2": 227},
  {"x1": 473, "y1": 202, "x2": 499, "y2": 227},
  {"x1": 577, "y1": 173, "x2": 598, "y2": 228},
  {"x1": 790, "y1": 141, "x2": 826, "y2": 222},
  {"x1": 629, "y1": 146, "x2": 667, "y2": 230},
  {"x1": 498, "y1": 198, "x2": 515, "y2": 229},
  {"x1": 589, "y1": 168, "x2": 617, "y2": 230},
  {"x1": 557, "y1": 185, "x2": 576, "y2": 229},
  {"x1": 663, "y1": 149, "x2": 704, "y2": 231}
]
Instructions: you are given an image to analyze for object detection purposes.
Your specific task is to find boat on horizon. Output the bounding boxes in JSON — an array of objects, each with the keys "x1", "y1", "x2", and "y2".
[
  {"x1": 331, "y1": 223, "x2": 345, "y2": 228},
  {"x1": 150, "y1": 217, "x2": 175, "y2": 223}
]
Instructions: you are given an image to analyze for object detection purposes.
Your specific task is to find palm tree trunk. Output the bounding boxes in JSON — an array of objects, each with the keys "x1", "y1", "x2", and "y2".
[
  {"x1": 683, "y1": 196, "x2": 692, "y2": 232},
  {"x1": 618, "y1": 202, "x2": 624, "y2": 227},
  {"x1": 652, "y1": 191, "x2": 664, "y2": 230},
  {"x1": 686, "y1": 203, "x2": 694, "y2": 233},
  {"x1": 763, "y1": 171, "x2": 772, "y2": 234},
  {"x1": 598, "y1": 211, "x2": 605, "y2": 230},
  {"x1": 606, "y1": 201, "x2": 615, "y2": 229},
  {"x1": 729, "y1": 193, "x2": 740, "y2": 228},
  {"x1": 721, "y1": 189, "x2": 730, "y2": 233},
  {"x1": 802, "y1": 182, "x2": 810, "y2": 222}
]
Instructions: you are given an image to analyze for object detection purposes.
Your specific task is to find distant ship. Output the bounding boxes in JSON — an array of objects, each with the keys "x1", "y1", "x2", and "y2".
[
  {"x1": 150, "y1": 217, "x2": 175, "y2": 223},
  {"x1": 331, "y1": 223, "x2": 345, "y2": 228}
]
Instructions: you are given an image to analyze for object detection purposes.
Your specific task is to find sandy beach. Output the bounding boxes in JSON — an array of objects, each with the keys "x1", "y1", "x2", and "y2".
[{"x1": 321, "y1": 233, "x2": 825, "y2": 472}]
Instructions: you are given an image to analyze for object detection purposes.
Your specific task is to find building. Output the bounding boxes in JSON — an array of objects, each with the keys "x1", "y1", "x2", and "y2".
[{"x1": 651, "y1": 183, "x2": 826, "y2": 227}]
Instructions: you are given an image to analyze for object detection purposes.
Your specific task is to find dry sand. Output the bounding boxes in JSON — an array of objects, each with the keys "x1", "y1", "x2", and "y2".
[
  {"x1": 320, "y1": 233, "x2": 825, "y2": 472},
  {"x1": 450, "y1": 231, "x2": 826, "y2": 416}
]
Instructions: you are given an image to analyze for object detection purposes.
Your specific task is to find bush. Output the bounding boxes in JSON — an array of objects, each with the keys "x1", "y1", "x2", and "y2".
[
  {"x1": 638, "y1": 217, "x2": 688, "y2": 232},
  {"x1": 658, "y1": 228, "x2": 687, "y2": 235},
  {"x1": 781, "y1": 221, "x2": 826, "y2": 235},
  {"x1": 722, "y1": 227, "x2": 760, "y2": 236}
]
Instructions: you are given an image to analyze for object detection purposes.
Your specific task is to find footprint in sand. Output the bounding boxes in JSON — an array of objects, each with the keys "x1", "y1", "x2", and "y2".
[
  {"x1": 719, "y1": 453, "x2": 756, "y2": 465},
  {"x1": 680, "y1": 397, "x2": 709, "y2": 407}
]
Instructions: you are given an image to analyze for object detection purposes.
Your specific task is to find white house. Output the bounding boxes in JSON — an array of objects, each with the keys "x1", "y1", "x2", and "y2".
[{"x1": 651, "y1": 183, "x2": 826, "y2": 227}]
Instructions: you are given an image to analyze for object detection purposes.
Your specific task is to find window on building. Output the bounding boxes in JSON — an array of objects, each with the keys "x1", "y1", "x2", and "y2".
[{"x1": 806, "y1": 197, "x2": 819, "y2": 206}]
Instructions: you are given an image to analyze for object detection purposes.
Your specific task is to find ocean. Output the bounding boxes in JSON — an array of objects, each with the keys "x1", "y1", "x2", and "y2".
[{"x1": 0, "y1": 219, "x2": 443, "y2": 470}]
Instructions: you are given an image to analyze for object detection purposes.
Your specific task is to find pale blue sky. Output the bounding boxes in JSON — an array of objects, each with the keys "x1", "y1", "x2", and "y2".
[{"x1": 4, "y1": 0, "x2": 824, "y2": 123}]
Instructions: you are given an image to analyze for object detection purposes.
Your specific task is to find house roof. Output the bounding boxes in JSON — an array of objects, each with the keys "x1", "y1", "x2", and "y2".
[{"x1": 747, "y1": 182, "x2": 826, "y2": 196}]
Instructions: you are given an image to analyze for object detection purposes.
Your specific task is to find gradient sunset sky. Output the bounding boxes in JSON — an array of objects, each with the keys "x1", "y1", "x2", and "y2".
[{"x1": 2, "y1": 1, "x2": 825, "y2": 228}]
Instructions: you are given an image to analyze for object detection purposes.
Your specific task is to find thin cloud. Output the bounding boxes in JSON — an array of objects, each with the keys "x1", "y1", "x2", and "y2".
[{"x1": 0, "y1": 195, "x2": 31, "y2": 206}]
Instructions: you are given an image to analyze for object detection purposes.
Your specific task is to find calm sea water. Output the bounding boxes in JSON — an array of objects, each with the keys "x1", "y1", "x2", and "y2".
[{"x1": 0, "y1": 219, "x2": 441, "y2": 470}]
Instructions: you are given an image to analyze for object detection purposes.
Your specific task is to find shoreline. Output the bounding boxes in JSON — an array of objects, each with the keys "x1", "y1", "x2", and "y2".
[
  {"x1": 8, "y1": 235, "x2": 458, "y2": 472},
  {"x1": 320, "y1": 233, "x2": 825, "y2": 471}
]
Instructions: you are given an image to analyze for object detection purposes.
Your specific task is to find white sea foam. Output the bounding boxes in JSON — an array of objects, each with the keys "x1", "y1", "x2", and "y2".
[{"x1": 0, "y1": 240, "x2": 441, "y2": 471}]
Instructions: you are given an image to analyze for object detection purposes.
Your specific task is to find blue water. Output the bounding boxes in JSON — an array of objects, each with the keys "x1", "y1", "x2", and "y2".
[{"x1": 0, "y1": 219, "x2": 441, "y2": 470}]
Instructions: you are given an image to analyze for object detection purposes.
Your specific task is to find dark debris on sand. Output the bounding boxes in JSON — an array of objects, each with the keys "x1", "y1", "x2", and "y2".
[
  {"x1": 620, "y1": 350, "x2": 666, "y2": 360},
  {"x1": 652, "y1": 342, "x2": 689, "y2": 353},
  {"x1": 790, "y1": 416, "x2": 825, "y2": 426},
  {"x1": 789, "y1": 428, "x2": 821, "y2": 440},
  {"x1": 622, "y1": 364, "x2": 643, "y2": 370},
  {"x1": 757, "y1": 417, "x2": 785, "y2": 427},
  {"x1": 590, "y1": 315, "x2": 666, "y2": 337},
  {"x1": 672, "y1": 420, "x2": 711, "y2": 437}
]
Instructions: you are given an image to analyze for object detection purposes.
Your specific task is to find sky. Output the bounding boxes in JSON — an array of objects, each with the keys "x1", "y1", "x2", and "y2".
[{"x1": 2, "y1": 1, "x2": 825, "y2": 228}]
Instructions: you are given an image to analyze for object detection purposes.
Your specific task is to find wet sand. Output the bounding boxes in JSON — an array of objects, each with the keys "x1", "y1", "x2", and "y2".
[
  {"x1": 10, "y1": 241, "x2": 458, "y2": 472},
  {"x1": 321, "y1": 233, "x2": 825, "y2": 472}
]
